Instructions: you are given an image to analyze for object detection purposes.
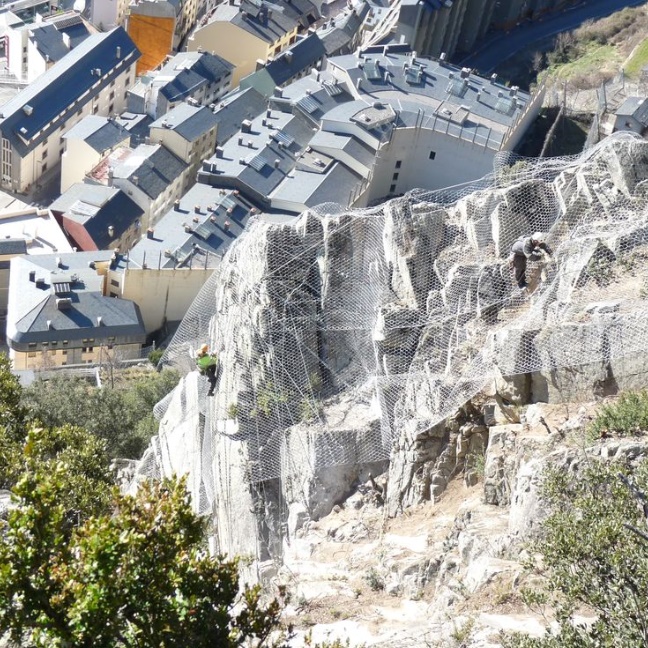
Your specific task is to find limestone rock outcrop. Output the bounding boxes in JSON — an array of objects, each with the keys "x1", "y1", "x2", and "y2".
[{"x1": 135, "y1": 132, "x2": 648, "y2": 577}]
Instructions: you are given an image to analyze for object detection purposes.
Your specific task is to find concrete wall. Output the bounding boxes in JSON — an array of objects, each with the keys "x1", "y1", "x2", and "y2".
[
  {"x1": 121, "y1": 266, "x2": 214, "y2": 333},
  {"x1": 128, "y1": 13, "x2": 175, "y2": 74},
  {"x1": 61, "y1": 139, "x2": 101, "y2": 193},
  {"x1": 366, "y1": 126, "x2": 495, "y2": 203},
  {"x1": 187, "y1": 22, "x2": 269, "y2": 87}
]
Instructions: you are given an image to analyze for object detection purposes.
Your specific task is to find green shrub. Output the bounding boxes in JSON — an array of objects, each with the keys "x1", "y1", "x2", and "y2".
[
  {"x1": 148, "y1": 348, "x2": 164, "y2": 367},
  {"x1": 589, "y1": 391, "x2": 648, "y2": 439}
]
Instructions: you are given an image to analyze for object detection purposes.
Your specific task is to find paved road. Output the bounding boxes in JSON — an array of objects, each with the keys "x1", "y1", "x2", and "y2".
[{"x1": 459, "y1": 0, "x2": 648, "y2": 74}]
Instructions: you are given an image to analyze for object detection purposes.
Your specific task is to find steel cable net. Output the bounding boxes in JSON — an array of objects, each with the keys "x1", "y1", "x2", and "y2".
[{"x1": 156, "y1": 132, "x2": 648, "y2": 487}]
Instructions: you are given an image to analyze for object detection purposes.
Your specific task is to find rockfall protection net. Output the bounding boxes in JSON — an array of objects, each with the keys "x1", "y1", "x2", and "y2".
[{"x1": 156, "y1": 131, "x2": 648, "y2": 487}]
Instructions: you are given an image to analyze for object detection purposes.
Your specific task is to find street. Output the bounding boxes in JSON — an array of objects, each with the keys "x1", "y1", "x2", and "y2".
[{"x1": 459, "y1": 0, "x2": 648, "y2": 74}]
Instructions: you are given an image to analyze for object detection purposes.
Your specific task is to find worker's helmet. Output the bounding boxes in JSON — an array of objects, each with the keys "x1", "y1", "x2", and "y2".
[
  {"x1": 200, "y1": 343, "x2": 209, "y2": 354},
  {"x1": 533, "y1": 232, "x2": 546, "y2": 244}
]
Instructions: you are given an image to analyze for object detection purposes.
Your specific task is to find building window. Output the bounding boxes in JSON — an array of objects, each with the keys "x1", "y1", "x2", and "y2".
[
  {"x1": 62, "y1": 350, "x2": 67, "y2": 355},
  {"x1": 110, "y1": 279, "x2": 119, "y2": 287},
  {"x1": 62, "y1": 340, "x2": 68, "y2": 345},
  {"x1": 28, "y1": 342, "x2": 36, "y2": 348},
  {"x1": 28, "y1": 352, "x2": 36, "y2": 357},
  {"x1": 77, "y1": 109, "x2": 82, "y2": 116},
  {"x1": 392, "y1": 172, "x2": 399, "y2": 181},
  {"x1": 110, "y1": 79, "x2": 116, "y2": 87},
  {"x1": 109, "y1": 104, "x2": 114, "y2": 113},
  {"x1": 42, "y1": 162, "x2": 47, "y2": 172},
  {"x1": 82, "y1": 346, "x2": 94, "y2": 353},
  {"x1": 109, "y1": 90, "x2": 115, "y2": 100},
  {"x1": 429, "y1": 151, "x2": 436, "y2": 160},
  {"x1": 42, "y1": 149, "x2": 48, "y2": 159},
  {"x1": 395, "y1": 160, "x2": 402, "y2": 169},
  {"x1": 93, "y1": 105, "x2": 99, "y2": 114},
  {"x1": 389, "y1": 184, "x2": 396, "y2": 193},
  {"x1": 125, "y1": 76, "x2": 131, "y2": 87},
  {"x1": 43, "y1": 138, "x2": 48, "y2": 146}
]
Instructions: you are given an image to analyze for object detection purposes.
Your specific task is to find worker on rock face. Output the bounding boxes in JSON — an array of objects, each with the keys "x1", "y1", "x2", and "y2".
[
  {"x1": 510, "y1": 232, "x2": 553, "y2": 290},
  {"x1": 195, "y1": 343, "x2": 219, "y2": 396}
]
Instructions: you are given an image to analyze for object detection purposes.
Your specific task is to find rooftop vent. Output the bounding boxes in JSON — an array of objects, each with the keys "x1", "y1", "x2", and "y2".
[
  {"x1": 23, "y1": 104, "x2": 33, "y2": 116},
  {"x1": 28, "y1": 270, "x2": 35, "y2": 282},
  {"x1": 194, "y1": 205, "x2": 201, "y2": 213},
  {"x1": 116, "y1": 46, "x2": 121, "y2": 59},
  {"x1": 174, "y1": 199, "x2": 181, "y2": 211},
  {"x1": 439, "y1": 52, "x2": 446, "y2": 62},
  {"x1": 56, "y1": 297, "x2": 72, "y2": 310},
  {"x1": 460, "y1": 67, "x2": 470, "y2": 79},
  {"x1": 108, "y1": 225, "x2": 114, "y2": 237},
  {"x1": 35, "y1": 277, "x2": 46, "y2": 288},
  {"x1": 97, "y1": 316, "x2": 102, "y2": 326},
  {"x1": 56, "y1": 256, "x2": 63, "y2": 267},
  {"x1": 490, "y1": 73, "x2": 498, "y2": 83},
  {"x1": 146, "y1": 228, "x2": 154, "y2": 239},
  {"x1": 241, "y1": 119, "x2": 252, "y2": 133},
  {"x1": 46, "y1": 319, "x2": 52, "y2": 330}
]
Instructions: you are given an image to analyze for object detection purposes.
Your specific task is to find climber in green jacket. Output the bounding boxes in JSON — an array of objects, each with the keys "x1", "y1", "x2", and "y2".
[{"x1": 196, "y1": 343, "x2": 219, "y2": 396}]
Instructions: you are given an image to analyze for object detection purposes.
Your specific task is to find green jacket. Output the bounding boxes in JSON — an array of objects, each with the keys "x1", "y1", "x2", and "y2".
[{"x1": 196, "y1": 353, "x2": 218, "y2": 372}]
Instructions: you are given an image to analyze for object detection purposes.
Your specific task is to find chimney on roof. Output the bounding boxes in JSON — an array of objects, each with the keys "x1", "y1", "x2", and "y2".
[
  {"x1": 62, "y1": 32, "x2": 70, "y2": 49},
  {"x1": 147, "y1": 228, "x2": 154, "y2": 239},
  {"x1": 107, "y1": 167, "x2": 114, "y2": 186},
  {"x1": 46, "y1": 320, "x2": 52, "y2": 330},
  {"x1": 215, "y1": 146, "x2": 223, "y2": 158},
  {"x1": 274, "y1": 159, "x2": 280, "y2": 168},
  {"x1": 174, "y1": 199, "x2": 181, "y2": 211},
  {"x1": 238, "y1": 136, "x2": 243, "y2": 145},
  {"x1": 439, "y1": 51, "x2": 446, "y2": 63},
  {"x1": 132, "y1": 175, "x2": 139, "y2": 186},
  {"x1": 108, "y1": 225, "x2": 115, "y2": 238},
  {"x1": 97, "y1": 316, "x2": 102, "y2": 326},
  {"x1": 241, "y1": 119, "x2": 252, "y2": 133},
  {"x1": 56, "y1": 256, "x2": 63, "y2": 268},
  {"x1": 56, "y1": 297, "x2": 72, "y2": 310},
  {"x1": 29, "y1": 270, "x2": 35, "y2": 282},
  {"x1": 490, "y1": 73, "x2": 498, "y2": 83},
  {"x1": 256, "y1": 59, "x2": 265, "y2": 71},
  {"x1": 194, "y1": 205, "x2": 201, "y2": 213},
  {"x1": 116, "y1": 46, "x2": 121, "y2": 59},
  {"x1": 273, "y1": 86, "x2": 282, "y2": 97}
]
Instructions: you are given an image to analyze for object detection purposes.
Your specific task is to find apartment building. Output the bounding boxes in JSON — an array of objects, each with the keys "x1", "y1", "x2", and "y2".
[
  {"x1": 127, "y1": 50, "x2": 233, "y2": 119},
  {"x1": 0, "y1": 27, "x2": 140, "y2": 194},
  {"x1": 7, "y1": 251, "x2": 146, "y2": 370},
  {"x1": 127, "y1": 0, "x2": 200, "y2": 74},
  {"x1": 90, "y1": 0, "x2": 131, "y2": 31},
  {"x1": 149, "y1": 103, "x2": 218, "y2": 191},
  {"x1": 186, "y1": 0, "x2": 319, "y2": 86}
]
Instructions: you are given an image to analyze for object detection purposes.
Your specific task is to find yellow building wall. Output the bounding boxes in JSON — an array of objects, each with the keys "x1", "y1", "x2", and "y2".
[
  {"x1": 188, "y1": 22, "x2": 268, "y2": 87},
  {"x1": 129, "y1": 14, "x2": 175, "y2": 74},
  {"x1": 11, "y1": 343, "x2": 142, "y2": 371},
  {"x1": 121, "y1": 267, "x2": 215, "y2": 333}
]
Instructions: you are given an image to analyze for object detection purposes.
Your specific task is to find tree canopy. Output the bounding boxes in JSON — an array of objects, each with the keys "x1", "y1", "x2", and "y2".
[
  {"x1": 505, "y1": 458, "x2": 648, "y2": 648},
  {"x1": 0, "y1": 355, "x2": 303, "y2": 647},
  {"x1": 21, "y1": 369, "x2": 180, "y2": 458}
]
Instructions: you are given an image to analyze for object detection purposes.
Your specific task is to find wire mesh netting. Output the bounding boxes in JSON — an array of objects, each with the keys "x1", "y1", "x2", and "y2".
[{"x1": 155, "y1": 131, "x2": 648, "y2": 490}]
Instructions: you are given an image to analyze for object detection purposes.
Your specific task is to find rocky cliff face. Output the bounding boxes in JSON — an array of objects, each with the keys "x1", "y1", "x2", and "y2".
[{"x1": 134, "y1": 131, "x2": 648, "y2": 640}]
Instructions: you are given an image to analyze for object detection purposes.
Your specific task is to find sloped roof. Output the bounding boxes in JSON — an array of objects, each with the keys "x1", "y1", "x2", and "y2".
[
  {"x1": 150, "y1": 104, "x2": 218, "y2": 142},
  {"x1": 0, "y1": 27, "x2": 139, "y2": 155},
  {"x1": 113, "y1": 143, "x2": 188, "y2": 199}
]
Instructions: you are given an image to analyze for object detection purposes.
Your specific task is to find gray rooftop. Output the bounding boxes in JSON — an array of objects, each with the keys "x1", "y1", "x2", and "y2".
[
  {"x1": 326, "y1": 51, "x2": 533, "y2": 148},
  {"x1": 127, "y1": 184, "x2": 255, "y2": 269},
  {"x1": 617, "y1": 96, "x2": 648, "y2": 126},
  {"x1": 27, "y1": 14, "x2": 92, "y2": 62},
  {"x1": 50, "y1": 183, "x2": 144, "y2": 250},
  {"x1": 113, "y1": 143, "x2": 188, "y2": 199},
  {"x1": 63, "y1": 115, "x2": 130, "y2": 153},
  {"x1": 7, "y1": 251, "x2": 145, "y2": 346},
  {"x1": 0, "y1": 27, "x2": 139, "y2": 156},
  {"x1": 156, "y1": 51, "x2": 234, "y2": 101},
  {"x1": 208, "y1": 0, "x2": 306, "y2": 45},
  {"x1": 212, "y1": 87, "x2": 267, "y2": 144},
  {"x1": 150, "y1": 103, "x2": 219, "y2": 142},
  {"x1": 239, "y1": 32, "x2": 326, "y2": 97}
]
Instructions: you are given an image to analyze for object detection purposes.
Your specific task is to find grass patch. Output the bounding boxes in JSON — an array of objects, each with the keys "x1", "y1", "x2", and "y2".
[
  {"x1": 624, "y1": 37, "x2": 648, "y2": 78},
  {"x1": 541, "y1": 42, "x2": 620, "y2": 84}
]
